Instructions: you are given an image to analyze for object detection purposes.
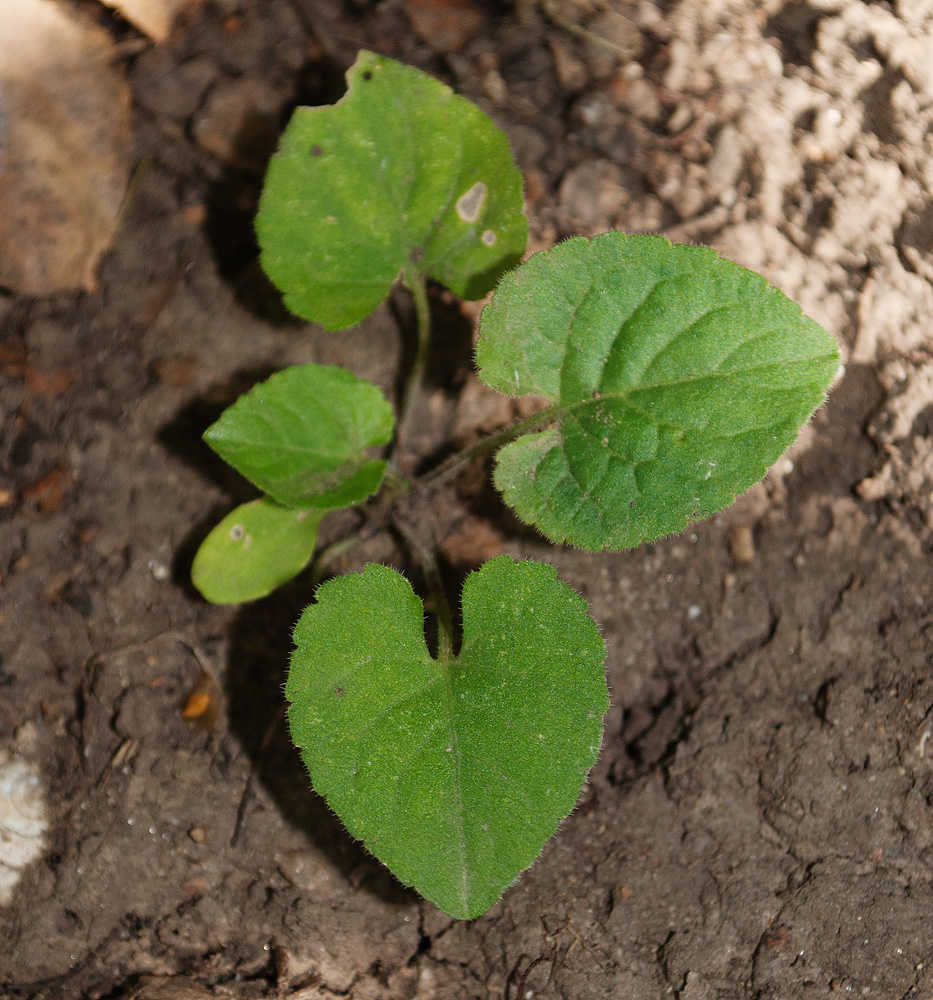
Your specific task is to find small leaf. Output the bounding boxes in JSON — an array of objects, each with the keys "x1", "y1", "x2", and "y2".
[
  {"x1": 286, "y1": 556, "x2": 608, "y2": 919},
  {"x1": 192, "y1": 498, "x2": 325, "y2": 604},
  {"x1": 476, "y1": 233, "x2": 841, "y2": 550},
  {"x1": 203, "y1": 364, "x2": 394, "y2": 509},
  {"x1": 256, "y1": 50, "x2": 528, "y2": 330}
]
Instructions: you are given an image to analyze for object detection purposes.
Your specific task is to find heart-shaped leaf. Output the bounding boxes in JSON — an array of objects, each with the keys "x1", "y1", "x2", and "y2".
[
  {"x1": 256, "y1": 50, "x2": 528, "y2": 330},
  {"x1": 192, "y1": 498, "x2": 325, "y2": 604},
  {"x1": 203, "y1": 364, "x2": 394, "y2": 509},
  {"x1": 286, "y1": 556, "x2": 608, "y2": 919},
  {"x1": 476, "y1": 233, "x2": 841, "y2": 550}
]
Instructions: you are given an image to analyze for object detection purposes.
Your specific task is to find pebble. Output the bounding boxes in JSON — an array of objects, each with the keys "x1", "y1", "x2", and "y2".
[
  {"x1": 559, "y1": 160, "x2": 629, "y2": 230},
  {"x1": 405, "y1": 0, "x2": 483, "y2": 52},
  {"x1": 132, "y1": 51, "x2": 218, "y2": 121},
  {"x1": 729, "y1": 524, "x2": 756, "y2": 564},
  {"x1": 275, "y1": 849, "x2": 342, "y2": 897},
  {"x1": 192, "y1": 77, "x2": 283, "y2": 170}
]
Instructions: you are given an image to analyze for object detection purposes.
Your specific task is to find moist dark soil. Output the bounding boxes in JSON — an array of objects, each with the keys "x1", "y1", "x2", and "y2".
[{"x1": 2, "y1": 1, "x2": 933, "y2": 998}]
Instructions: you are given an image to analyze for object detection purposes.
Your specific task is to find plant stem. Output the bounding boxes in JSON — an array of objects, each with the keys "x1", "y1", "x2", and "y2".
[
  {"x1": 307, "y1": 518, "x2": 388, "y2": 587},
  {"x1": 396, "y1": 269, "x2": 432, "y2": 432},
  {"x1": 418, "y1": 404, "x2": 557, "y2": 490},
  {"x1": 307, "y1": 533, "x2": 363, "y2": 588},
  {"x1": 394, "y1": 518, "x2": 455, "y2": 661},
  {"x1": 309, "y1": 402, "x2": 554, "y2": 598}
]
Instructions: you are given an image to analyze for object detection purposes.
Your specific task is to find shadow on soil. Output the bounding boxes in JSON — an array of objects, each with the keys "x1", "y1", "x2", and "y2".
[
  {"x1": 789, "y1": 361, "x2": 886, "y2": 506},
  {"x1": 223, "y1": 579, "x2": 418, "y2": 908}
]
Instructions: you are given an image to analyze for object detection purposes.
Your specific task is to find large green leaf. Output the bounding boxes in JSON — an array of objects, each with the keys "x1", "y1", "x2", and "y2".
[
  {"x1": 203, "y1": 364, "x2": 394, "y2": 509},
  {"x1": 476, "y1": 233, "x2": 841, "y2": 550},
  {"x1": 192, "y1": 498, "x2": 325, "y2": 604},
  {"x1": 256, "y1": 50, "x2": 528, "y2": 330},
  {"x1": 286, "y1": 556, "x2": 608, "y2": 919}
]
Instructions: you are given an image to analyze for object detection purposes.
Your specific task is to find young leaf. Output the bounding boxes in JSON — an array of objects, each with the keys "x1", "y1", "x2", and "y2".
[
  {"x1": 192, "y1": 498, "x2": 325, "y2": 605},
  {"x1": 286, "y1": 556, "x2": 608, "y2": 919},
  {"x1": 203, "y1": 364, "x2": 394, "y2": 509},
  {"x1": 256, "y1": 50, "x2": 528, "y2": 330},
  {"x1": 476, "y1": 232, "x2": 841, "y2": 550}
]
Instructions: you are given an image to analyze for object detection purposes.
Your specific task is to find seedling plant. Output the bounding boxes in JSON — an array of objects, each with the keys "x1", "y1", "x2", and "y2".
[{"x1": 191, "y1": 51, "x2": 840, "y2": 920}]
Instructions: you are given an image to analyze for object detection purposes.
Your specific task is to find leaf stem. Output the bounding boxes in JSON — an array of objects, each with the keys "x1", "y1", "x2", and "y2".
[
  {"x1": 306, "y1": 403, "x2": 555, "y2": 596},
  {"x1": 307, "y1": 518, "x2": 387, "y2": 587},
  {"x1": 418, "y1": 404, "x2": 556, "y2": 490},
  {"x1": 396, "y1": 269, "x2": 432, "y2": 432},
  {"x1": 394, "y1": 518, "x2": 455, "y2": 661}
]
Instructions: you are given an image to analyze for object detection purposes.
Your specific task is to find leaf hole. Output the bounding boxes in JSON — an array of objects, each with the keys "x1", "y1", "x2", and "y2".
[
  {"x1": 361, "y1": 70, "x2": 373, "y2": 81},
  {"x1": 229, "y1": 524, "x2": 245, "y2": 541}
]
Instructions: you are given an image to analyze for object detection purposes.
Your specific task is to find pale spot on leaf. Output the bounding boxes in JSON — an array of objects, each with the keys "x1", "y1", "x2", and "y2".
[
  {"x1": 456, "y1": 181, "x2": 487, "y2": 223},
  {"x1": 481, "y1": 229, "x2": 497, "y2": 246}
]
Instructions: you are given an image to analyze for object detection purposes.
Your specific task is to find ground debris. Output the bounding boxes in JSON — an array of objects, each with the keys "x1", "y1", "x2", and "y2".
[{"x1": 0, "y1": 0, "x2": 130, "y2": 294}]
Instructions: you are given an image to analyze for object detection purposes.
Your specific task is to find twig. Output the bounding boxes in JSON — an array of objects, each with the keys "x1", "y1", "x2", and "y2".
[
  {"x1": 393, "y1": 269, "x2": 434, "y2": 454},
  {"x1": 538, "y1": 0, "x2": 641, "y2": 61}
]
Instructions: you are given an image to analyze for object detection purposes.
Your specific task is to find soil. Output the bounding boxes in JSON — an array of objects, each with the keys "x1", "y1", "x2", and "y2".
[{"x1": 2, "y1": 0, "x2": 933, "y2": 997}]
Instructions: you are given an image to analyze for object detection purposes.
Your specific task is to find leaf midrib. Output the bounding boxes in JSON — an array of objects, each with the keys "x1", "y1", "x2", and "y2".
[
  {"x1": 213, "y1": 429, "x2": 375, "y2": 463},
  {"x1": 439, "y1": 649, "x2": 471, "y2": 916},
  {"x1": 524, "y1": 347, "x2": 840, "y2": 434}
]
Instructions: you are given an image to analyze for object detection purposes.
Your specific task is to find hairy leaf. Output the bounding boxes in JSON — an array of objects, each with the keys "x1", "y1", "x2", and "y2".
[
  {"x1": 256, "y1": 50, "x2": 528, "y2": 330},
  {"x1": 192, "y1": 499, "x2": 324, "y2": 604},
  {"x1": 476, "y1": 233, "x2": 840, "y2": 550},
  {"x1": 286, "y1": 556, "x2": 608, "y2": 919},
  {"x1": 203, "y1": 364, "x2": 394, "y2": 509}
]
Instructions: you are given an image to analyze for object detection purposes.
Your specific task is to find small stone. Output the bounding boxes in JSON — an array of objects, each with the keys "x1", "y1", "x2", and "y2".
[
  {"x1": 706, "y1": 124, "x2": 744, "y2": 203},
  {"x1": 610, "y1": 74, "x2": 662, "y2": 122},
  {"x1": 189, "y1": 826, "x2": 208, "y2": 844},
  {"x1": 440, "y1": 516, "x2": 506, "y2": 569},
  {"x1": 729, "y1": 524, "x2": 756, "y2": 564},
  {"x1": 275, "y1": 849, "x2": 343, "y2": 897},
  {"x1": 667, "y1": 101, "x2": 694, "y2": 134},
  {"x1": 153, "y1": 354, "x2": 198, "y2": 387},
  {"x1": 550, "y1": 38, "x2": 587, "y2": 91},
  {"x1": 182, "y1": 204, "x2": 207, "y2": 227},
  {"x1": 482, "y1": 67, "x2": 507, "y2": 105},
  {"x1": 132, "y1": 51, "x2": 217, "y2": 121},
  {"x1": 523, "y1": 168, "x2": 546, "y2": 205},
  {"x1": 586, "y1": 10, "x2": 642, "y2": 61},
  {"x1": 559, "y1": 160, "x2": 629, "y2": 231},
  {"x1": 181, "y1": 876, "x2": 212, "y2": 895},
  {"x1": 192, "y1": 77, "x2": 283, "y2": 171},
  {"x1": 405, "y1": 0, "x2": 483, "y2": 52}
]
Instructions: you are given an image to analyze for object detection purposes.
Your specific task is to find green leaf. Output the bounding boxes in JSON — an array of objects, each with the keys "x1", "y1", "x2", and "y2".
[
  {"x1": 203, "y1": 364, "x2": 394, "y2": 509},
  {"x1": 286, "y1": 556, "x2": 608, "y2": 919},
  {"x1": 256, "y1": 50, "x2": 528, "y2": 330},
  {"x1": 476, "y1": 232, "x2": 841, "y2": 550},
  {"x1": 192, "y1": 498, "x2": 325, "y2": 605}
]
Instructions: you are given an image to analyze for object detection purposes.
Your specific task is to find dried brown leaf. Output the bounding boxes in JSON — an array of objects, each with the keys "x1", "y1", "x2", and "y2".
[
  {"x1": 0, "y1": 0, "x2": 131, "y2": 294},
  {"x1": 97, "y1": 0, "x2": 202, "y2": 43}
]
